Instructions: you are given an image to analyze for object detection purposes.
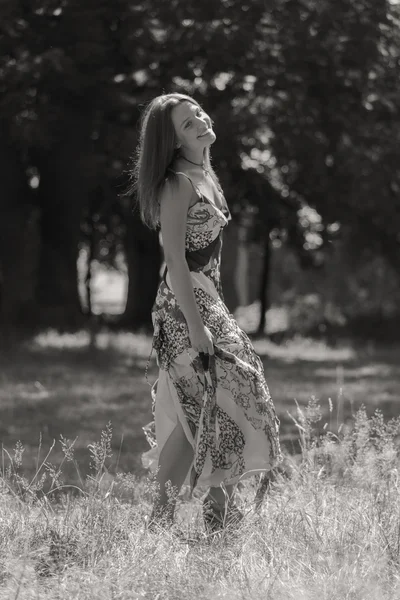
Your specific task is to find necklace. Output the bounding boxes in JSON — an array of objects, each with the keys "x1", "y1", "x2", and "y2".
[{"x1": 180, "y1": 155, "x2": 209, "y2": 175}]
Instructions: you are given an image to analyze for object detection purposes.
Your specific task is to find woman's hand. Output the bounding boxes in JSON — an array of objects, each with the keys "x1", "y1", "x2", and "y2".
[{"x1": 188, "y1": 324, "x2": 214, "y2": 356}]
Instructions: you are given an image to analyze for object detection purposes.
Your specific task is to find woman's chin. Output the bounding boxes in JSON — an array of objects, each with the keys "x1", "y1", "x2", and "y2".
[{"x1": 200, "y1": 132, "x2": 216, "y2": 147}]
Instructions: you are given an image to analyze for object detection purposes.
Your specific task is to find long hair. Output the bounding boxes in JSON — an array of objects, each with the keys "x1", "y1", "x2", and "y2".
[{"x1": 127, "y1": 93, "x2": 220, "y2": 230}]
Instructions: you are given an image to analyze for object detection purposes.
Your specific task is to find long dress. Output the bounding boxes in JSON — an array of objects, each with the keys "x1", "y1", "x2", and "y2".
[{"x1": 142, "y1": 172, "x2": 282, "y2": 492}]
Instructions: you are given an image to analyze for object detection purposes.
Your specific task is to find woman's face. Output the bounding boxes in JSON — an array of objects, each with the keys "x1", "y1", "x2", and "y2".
[{"x1": 171, "y1": 101, "x2": 216, "y2": 153}]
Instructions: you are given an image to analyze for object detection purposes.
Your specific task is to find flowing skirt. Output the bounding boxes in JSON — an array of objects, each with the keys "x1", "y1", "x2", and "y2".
[{"x1": 142, "y1": 271, "x2": 282, "y2": 490}]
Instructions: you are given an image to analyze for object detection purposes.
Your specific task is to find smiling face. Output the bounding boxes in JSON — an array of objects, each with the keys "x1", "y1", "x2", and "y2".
[{"x1": 171, "y1": 101, "x2": 216, "y2": 155}]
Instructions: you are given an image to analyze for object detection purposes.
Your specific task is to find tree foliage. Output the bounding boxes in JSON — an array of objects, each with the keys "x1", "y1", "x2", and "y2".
[
  {"x1": 255, "y1": 0, "x2": 400, "y2": 265},
  {"x1": 0, "y1": 0, "x2": 399, "y2": 332}
]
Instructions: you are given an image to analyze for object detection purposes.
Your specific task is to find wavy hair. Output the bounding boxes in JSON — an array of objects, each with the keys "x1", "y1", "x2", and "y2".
[{"x1": 127, "y1": 93, "x2": 220, "y2": 230}]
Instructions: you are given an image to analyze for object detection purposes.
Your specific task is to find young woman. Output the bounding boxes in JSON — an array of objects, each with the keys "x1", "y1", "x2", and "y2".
[{"x1": 132, "y1": 92, "x2": 282, "y2": 531}]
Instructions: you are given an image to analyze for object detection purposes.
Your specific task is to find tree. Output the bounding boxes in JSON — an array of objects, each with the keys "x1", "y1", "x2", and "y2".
[
  {"x1": 254, "y1": 0, "x2": 400, "y2": 268},
  {"x1": 0, "y1": 121, "x2": 37, "y2": 339},
  {"x1": 1, "y1": 0, "x2": 400, "y2": 335},
  {"x1": 0, "y1": 0, "x2": 156, "y2": 330}
]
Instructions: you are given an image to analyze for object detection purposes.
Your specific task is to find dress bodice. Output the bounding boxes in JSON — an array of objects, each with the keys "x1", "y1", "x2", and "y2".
[
  {"x1": 161, "y1": 171, "x2": 231, "y2": 290},
  {"x1": 165, "y1": 170, "x2": 231, "y2": 252},
  {"x1": 185, "y1": 196, "x2": 230, "y2": 253},
  {"x1": 183, "y1": 194, "x2": 230, "y2": 281}
]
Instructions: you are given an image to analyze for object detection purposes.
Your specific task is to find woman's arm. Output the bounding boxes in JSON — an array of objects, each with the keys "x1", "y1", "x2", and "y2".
[{"x1": 159, "y1": 176, "x2": 214, "y2": 355}]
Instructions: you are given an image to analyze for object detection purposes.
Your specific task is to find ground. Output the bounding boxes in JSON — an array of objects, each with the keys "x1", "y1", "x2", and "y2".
[
  {"x1": 1, "y1": 331, "x2": 400, "y2": 599},
  {"x1": 0, "y1": 330, "x2": 399, "y2": 487}
]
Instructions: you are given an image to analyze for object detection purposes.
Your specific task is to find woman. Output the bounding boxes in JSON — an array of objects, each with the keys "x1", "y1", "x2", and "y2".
[{"x1": 131, "y1": 93, "x2": 282, "y2": 531}]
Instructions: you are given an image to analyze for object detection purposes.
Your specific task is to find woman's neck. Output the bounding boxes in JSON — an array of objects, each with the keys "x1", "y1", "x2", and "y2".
[{"x1": 179, "y1": 149, "x2": 205, "y2": 166}]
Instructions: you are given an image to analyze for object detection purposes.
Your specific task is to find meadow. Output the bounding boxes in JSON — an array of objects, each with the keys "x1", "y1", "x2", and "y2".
[{"x1": 1, "y1": 330, "x2": 400, "y2": 599}]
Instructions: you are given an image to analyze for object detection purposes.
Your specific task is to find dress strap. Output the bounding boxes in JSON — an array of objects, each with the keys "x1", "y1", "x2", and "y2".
[{"x1": 168, "y1": 170, "x2": 202, "y2": 199}]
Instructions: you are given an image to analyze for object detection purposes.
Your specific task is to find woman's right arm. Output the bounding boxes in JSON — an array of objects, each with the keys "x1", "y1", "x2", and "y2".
[{"x1": 159, "y1": 176, "x2": 214, "y2": 356}]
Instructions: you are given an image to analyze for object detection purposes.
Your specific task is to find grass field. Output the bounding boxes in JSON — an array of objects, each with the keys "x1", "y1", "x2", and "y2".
[
  {"x1": 1, "y1": 331, "x2": 400, "y2": 599},
  {"x1": 0, "y1": 331, "x2": 399, "y2": 487}
]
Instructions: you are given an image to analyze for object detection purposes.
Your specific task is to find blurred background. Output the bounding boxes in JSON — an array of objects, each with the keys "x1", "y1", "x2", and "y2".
[{"x1": 1, "y1": 0, "x2": 400, "y2": 485}]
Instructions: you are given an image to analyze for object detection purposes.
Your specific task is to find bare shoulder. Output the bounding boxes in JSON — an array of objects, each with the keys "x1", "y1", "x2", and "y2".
[
  {"x1": 159, "y1": 173, "x2": 192, "y2": 256},
  {"x1": 159, "y1": 172, "x2": 194, "y2": 214}
]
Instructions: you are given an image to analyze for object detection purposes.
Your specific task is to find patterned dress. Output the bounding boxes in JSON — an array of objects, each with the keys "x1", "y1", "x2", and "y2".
[{"x1": 142, "y1": 172, "x2": 282, "y2": 491}]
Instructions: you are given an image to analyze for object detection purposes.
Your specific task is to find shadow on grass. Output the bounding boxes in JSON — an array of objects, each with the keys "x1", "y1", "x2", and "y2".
[
  {"x1": 0, "y1": 330, "x2": 399, "y2": 487},
  {"x1": 253, "y1": 340, "x2": 400, "y2": 452},
  {"x1": 0, "y1": 333, "x2": 156, "y2": 488}
]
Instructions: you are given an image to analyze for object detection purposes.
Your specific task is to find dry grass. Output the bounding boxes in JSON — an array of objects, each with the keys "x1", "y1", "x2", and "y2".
[
  {"x1": 1, "y1": 394, "x2": 400, "y2": 598},
  {"x1": 1, "y1": 331, "x2": 400, "y2": 598}
]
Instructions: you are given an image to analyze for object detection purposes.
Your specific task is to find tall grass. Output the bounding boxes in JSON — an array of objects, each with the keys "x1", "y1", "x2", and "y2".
[{"x1": 1, "y1": 396, "x2": 400, "y2": 599}]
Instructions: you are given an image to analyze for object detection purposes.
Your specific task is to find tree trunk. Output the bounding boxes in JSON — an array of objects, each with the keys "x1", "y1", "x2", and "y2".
[
  {"x1": 257, "y1": 233, "x2": 272, "y2": 336},
  {"x1": 34, "y1": 113, "x2": 95, "y2": 330},
  {"x1": 0, "y1": 123, "x2": 38, "y2": 342},
  {"x1": 121, "y1": 210, "x2": 162, "y2": 330},
  {"x1": 221, "y1": 219, "x2": 239, "y2": 312}
]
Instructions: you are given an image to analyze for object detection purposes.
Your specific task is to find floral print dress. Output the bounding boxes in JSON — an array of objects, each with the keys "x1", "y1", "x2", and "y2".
[{"x1": 142, "y1": 172, "x2": 282, "y2": 491}]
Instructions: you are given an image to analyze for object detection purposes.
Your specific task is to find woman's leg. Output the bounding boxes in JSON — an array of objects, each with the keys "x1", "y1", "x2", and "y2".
[
  {"x1": 203, "y1": 484, "x2": 243, "y2": 531},
  {"x1": 152, "y1": 420, "x2": 194, "y2": 522},
  {"x1": 207, "y1": 484, "x2": 235, "y2": 507}
]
